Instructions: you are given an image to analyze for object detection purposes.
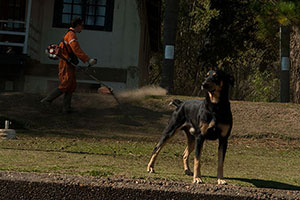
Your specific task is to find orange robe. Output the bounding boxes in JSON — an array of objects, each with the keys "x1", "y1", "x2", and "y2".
[{"x1": 58, "y1": 28, "x2": 89, "y2": 93}]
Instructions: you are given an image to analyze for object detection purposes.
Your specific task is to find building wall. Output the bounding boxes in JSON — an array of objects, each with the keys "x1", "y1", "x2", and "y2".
[
  {"x1": 25, "y1": 0, "x2": 142, "y2": 93},
  {"x1": 27, "y1": 0, "x2": 43, "y2": 60}
]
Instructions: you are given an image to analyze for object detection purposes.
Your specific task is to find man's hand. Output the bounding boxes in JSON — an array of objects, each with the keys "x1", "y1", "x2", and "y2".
[{"x1": 88, "y1": 58, "x2": 97, "y2": 66}]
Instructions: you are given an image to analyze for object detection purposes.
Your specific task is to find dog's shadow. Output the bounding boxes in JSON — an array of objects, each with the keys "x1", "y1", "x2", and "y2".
[
  {"x1": 226, "y1": 177, "x2": 300, "y2": 191},
  {"x1": 203, "y1": 176, "x2": 300, "y2": 190}
]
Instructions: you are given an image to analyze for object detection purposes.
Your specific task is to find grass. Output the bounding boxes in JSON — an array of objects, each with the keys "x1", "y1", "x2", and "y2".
[
  {"x1": 0, "y1": 132, "x2": 299, "y2": 190},
  {"x1": 0, "y1": 93, "x2": 300, "y2": 191}
]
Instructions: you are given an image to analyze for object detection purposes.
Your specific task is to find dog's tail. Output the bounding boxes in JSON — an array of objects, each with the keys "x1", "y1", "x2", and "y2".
[{"x1": 169, "y1": 99, "x2": 183, "y2": 108}]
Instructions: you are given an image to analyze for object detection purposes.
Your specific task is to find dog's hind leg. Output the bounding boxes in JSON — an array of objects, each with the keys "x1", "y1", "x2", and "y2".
[
  {"x1": 182, "y1": 127, "x2": 195, "y2": 176},
  {"x1": 147, "y1": 109, "x2": 185, "y2": 173}
]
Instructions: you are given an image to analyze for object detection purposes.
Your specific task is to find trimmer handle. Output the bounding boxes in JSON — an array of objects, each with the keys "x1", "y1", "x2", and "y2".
[{"x1": 87, "y1": 58, "x2": 98, "y2": 68}]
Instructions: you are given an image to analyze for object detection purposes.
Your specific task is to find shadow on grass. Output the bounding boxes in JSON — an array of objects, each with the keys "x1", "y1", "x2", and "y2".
[
  {"x1": 18, "y1": 129, "x2": 158, "y2": 143},
  {"x1": 1, "y1": 98, "x2": 172, "y2": 137},
  {"x1": 227, "y1": 177, "x2": 300, "y2": 191}
]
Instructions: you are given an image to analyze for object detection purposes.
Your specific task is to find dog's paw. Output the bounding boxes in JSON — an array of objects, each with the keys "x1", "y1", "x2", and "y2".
[
  {"x1": 217, "y1": 179, "x2": 227, "y2": 185},
  {"x1": 193, "y1": 177, "x2": 204, "y2": 184},
  {"x1": 184, "y1": 169, "x2": 193, "y2": 176},
  {"x1": 147, "y1": 166, "x2": 155, "y2": 173},
  {"x1": 189, "y1": 127, "x2": 195, "y2": 134}
]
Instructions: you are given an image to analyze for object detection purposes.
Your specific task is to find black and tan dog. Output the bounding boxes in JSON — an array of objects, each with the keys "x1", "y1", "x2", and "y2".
[{"x1": 147, "y1": 70, "x2": 234, "y2": 184}]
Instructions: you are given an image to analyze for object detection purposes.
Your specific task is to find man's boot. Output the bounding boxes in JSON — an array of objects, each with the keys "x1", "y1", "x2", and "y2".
[
  {"x1": 63, "y1": 92, "x2": 73, "y2": 113},
  {"x1": 40, "y1": 88, "x2": 63, "y2": 105}
]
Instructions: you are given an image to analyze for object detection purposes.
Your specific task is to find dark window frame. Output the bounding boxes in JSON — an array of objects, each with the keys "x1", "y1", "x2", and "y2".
[{"x1": 53, "y1": 0, "x2": 114, "y2": 31}]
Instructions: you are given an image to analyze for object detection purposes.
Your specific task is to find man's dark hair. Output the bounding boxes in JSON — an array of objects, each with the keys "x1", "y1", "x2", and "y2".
[{"x1": 71, "y1": 17, "x2": 83, "y2": 28}]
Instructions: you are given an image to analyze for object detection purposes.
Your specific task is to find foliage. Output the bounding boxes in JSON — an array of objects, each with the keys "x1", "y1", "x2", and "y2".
[
  {"x1": 250, "y1": 1, "x2": 300, "y2": 103},
  {"x1": 148, "y1": 0, "x2": 300, "y2": 101},
  {"x1": 245, "y1": 67, "x2": 280, "y2": 102},
  {"x1": 253, "y1": 1, "x2": 300, "y2": 26},
  {"x1": 251, "y1": 1, "x2": 300, "y2": 41},
  {"x1": 173, "y1": 0, "x2": 280, "y2": 100},
  {"x1": 173, "y1": 0, "x2": 220, "y2": 95}
]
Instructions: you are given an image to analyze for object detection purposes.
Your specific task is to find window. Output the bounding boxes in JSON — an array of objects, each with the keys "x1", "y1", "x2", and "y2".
[
  {"x1": 53, "y1": 0, "x2": 114, "y2": 31},
  {"x1": 0, "y1": 0, "x2": 26, "y2": 30}
]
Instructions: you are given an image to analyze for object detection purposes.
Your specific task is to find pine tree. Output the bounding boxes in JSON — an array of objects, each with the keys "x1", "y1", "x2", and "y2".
[{"x1": 252, "y1": 1, "x2": 300, "y2": 102}]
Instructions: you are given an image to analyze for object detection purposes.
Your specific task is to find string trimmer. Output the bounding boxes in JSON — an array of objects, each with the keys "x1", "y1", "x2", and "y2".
[{"x1": 45, "y1": 47, "x2": 121, "y2": 105}]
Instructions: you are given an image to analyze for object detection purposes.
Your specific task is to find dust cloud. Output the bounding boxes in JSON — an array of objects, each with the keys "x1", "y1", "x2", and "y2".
[{"x1": 117, "y1": 85, "x2": 167, "y2": 100}]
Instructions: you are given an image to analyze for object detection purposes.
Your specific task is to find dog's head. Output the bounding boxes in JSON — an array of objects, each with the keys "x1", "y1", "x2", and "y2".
[{"x1": 201, "y1": 70, "x2": 234, "y2": 103}]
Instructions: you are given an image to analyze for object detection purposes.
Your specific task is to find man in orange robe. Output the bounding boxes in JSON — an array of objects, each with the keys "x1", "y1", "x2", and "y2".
[{"x1": 41, "y1": 17, "x2": 97, "y2": 113}]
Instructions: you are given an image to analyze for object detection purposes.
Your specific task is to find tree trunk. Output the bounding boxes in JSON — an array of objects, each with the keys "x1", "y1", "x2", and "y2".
[
  {"x1": 290, "y1": 26, "x2": 300, "y2": 103},
  {"x1": 280, "y1": 25, "x2": 290, "y2": 102},
  {"x1": 160, "y1": 0, "x2": 179, "y2": 94}
]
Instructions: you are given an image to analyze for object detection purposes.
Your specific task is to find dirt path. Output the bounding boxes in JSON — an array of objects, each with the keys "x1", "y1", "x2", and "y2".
[{"x1": 0, "y1": 171, "x2": 299, "y2": 200}]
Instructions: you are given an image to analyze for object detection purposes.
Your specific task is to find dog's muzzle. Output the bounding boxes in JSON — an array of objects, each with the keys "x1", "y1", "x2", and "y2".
[
  {"x1": 201, "y1": 83, "x2": 208, "y2": 90},
  {"x1": 201, "y1": 82, "x2": 215, "y2": 93}
]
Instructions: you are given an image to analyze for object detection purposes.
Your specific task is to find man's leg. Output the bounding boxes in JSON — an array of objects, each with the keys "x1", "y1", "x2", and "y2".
[
  {"x1": 63, "y1": 92, "x2": 73, "y2": 113},
  {"x1": 40, "y1": 88, "x2": 63, "y2": 105}
]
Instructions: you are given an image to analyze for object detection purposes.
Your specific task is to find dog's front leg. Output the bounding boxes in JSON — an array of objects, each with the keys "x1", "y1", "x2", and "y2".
[
  {"x1": 217, "y1": 124, "x2": 230, "y2": 185},
  {"x1": 217, "y1": 138, "x2": 228, "y2": 185},
  {"x1": 193, "y1": 134, "x2": 205, "y2": 184}
]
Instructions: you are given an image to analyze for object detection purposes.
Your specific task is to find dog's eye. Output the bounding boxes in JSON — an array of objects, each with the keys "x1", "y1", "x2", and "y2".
[
  {"x1": 212, "y1": 72, "x2": 216, "y2": 76},
  {"x1": 206, "y1": 72, "x2": 210, "y2": 76}
]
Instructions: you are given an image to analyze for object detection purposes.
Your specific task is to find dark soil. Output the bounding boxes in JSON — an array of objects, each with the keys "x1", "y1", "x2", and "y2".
[{"x1": 0, "y1": 171, "x2": 299, "y2": 200}]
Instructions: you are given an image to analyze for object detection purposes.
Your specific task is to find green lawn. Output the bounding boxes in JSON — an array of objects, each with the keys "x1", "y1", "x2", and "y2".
[
  {"x1": 0, "y1": 131, "x2": 299, "y2": 190},
  {"x1": 0, "y1": 93, "x2": 300, "y2": 191}
]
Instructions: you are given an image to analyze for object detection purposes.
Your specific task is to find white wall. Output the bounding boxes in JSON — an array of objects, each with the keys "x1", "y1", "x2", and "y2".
[
  {"x1": 38, "y1": 0, "x2": 141, "y2": 70},
  {"x1": 25, "y1": 0, "x2": 142, "y2": 93}
]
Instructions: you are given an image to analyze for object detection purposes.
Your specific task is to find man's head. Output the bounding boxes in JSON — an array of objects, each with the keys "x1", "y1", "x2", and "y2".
[{"x1": 71, "y1": 17, "x2": 84, "y2": 33}]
